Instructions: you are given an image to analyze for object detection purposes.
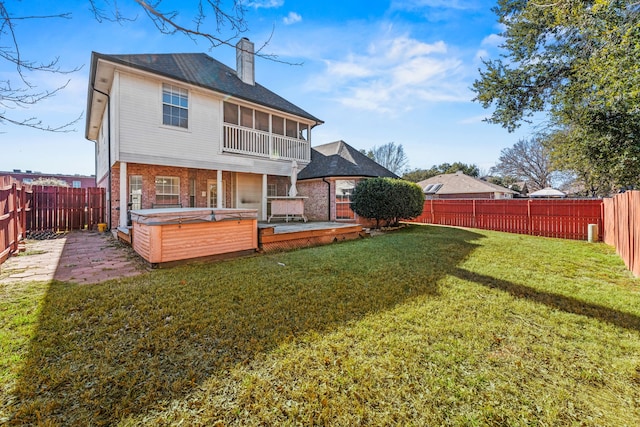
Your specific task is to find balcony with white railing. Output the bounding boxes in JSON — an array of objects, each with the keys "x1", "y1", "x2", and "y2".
[{"x1": 223, "y1": 124, "x2": 310, "y2": 162}]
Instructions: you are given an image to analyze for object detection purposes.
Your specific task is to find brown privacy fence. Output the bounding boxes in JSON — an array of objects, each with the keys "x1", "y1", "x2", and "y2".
[
  {"x1": 0, "y1": 177, "x2": 30, "y2": 264},
  {"x1": 0, "y1": 178, "x2": 105, "y2": 263},
  {"x1": 28, "y1": 185, "x2": 105, "y2": 232},
  {"x1": 603, "y1": 191, "x2": 640, "y2": 277},
  {"x1": 410, "y1": 199, "x2": 604, "y2": 241}
]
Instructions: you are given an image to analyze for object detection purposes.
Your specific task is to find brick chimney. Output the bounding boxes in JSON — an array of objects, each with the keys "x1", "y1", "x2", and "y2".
[{"x1": 236, "y1": 38, "x2": 255, "y2": 85}]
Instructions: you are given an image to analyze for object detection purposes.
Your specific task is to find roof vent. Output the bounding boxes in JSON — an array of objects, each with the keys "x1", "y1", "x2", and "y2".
[{"x1": 236, "y1": 38, "x2": 255, "y2": 86}]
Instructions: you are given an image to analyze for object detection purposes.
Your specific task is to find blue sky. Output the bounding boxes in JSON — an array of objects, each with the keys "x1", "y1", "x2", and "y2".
[{"x1": 0, "y1": 0, "x2": 536, "y2": 176}]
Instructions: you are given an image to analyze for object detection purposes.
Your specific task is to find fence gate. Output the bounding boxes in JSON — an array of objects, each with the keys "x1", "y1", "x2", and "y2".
[{"x1": 28, "y1": 186, "x2": 105, "y2": 232}]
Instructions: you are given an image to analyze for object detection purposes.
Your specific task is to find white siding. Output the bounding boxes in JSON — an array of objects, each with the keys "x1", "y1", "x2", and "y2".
[
  {"x1": 96, "y1": 107, "x2": 110, "y2": 182},
  {"x1": 112, "y1": 71, "x2": 300, "y2": 177},
  {"x1": 116, "y1": 72, "x2": 220, "y2": 164}
]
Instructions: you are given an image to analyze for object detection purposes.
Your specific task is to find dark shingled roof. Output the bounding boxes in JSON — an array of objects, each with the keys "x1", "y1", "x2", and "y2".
[
  {"x1": 298, "y1": 140, "x2": 398, "y2": 180},
  {"x1": 91, "y1": 52, "x2": 322, "y2": 123}
]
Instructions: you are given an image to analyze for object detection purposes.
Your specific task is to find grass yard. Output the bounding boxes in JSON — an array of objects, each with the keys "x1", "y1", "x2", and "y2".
[{"x1": 1, "y1": 224, "x2": 640, "y2": 426}]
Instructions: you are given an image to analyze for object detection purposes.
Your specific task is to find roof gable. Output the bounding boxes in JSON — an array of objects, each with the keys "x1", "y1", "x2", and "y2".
[
  {"x1": 90, "y1": 52, "x2": 322, "y2": 123},
  {"x1": 417, "y1": 172, "x2": 517, "y2": 195},
  {"x1": 298, "y1": 140, "x2": 398, "y2": 180}
]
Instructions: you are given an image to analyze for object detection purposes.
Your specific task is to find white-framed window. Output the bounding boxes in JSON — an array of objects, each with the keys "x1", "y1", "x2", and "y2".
[
  {"x1": 335, "y1": 180, "x2": 357, "y2": 220},
  {"x1": 155, "y1": 176, "x2": 180, "y2": 205},
  {"x1": 162, "y1": 84, "x2": 188, "y2": 128},
  {"x1": 130, "y1": 175, "x2": 142, "y2": 210},
  {"x1": 72, "y1": 181, "x2": 82, "y2": 188}
]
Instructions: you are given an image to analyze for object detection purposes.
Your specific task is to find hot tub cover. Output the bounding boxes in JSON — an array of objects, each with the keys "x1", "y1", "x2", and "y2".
[{"x1": 130, "y1": 207, "x2": 258, "y2": 225}]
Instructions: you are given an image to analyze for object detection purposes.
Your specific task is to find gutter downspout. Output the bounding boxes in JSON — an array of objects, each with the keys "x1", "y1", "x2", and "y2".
[
  {"x1": 91, "y1": 87, "x2": 111, "y2": 231},
  {"x1": 322, "y1": 177, "x2": 331, "y2": 221}
]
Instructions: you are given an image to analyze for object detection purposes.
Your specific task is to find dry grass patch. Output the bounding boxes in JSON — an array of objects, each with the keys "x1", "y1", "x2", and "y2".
[{"x1": 2, "y1": 225, "x2": 640, "y2": 425}]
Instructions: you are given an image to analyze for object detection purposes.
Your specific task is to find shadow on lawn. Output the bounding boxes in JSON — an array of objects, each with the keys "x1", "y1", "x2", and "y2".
[
  {"x1": 453, "y1": 268, "x2": 640, "y2": 332},
  {"x1": 7, "y1": 225, "x2": 483, "y2": 425}
]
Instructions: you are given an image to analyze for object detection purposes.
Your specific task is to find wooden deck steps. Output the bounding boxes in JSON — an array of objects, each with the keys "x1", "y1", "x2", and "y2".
[{"x1": 258, "y1": 222, "x2": 368, "y2": 252}]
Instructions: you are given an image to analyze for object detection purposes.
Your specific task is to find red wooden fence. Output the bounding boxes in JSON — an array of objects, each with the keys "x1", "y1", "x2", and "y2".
[
  {"x1": 410, "y1": 199, "x2": 603, "y2": 240},
  {"x1": 603, "y1": 191, "x2": 640, "y2": 277},
  {"x1": 28, "y1": 186, "x2": 105, "y2": 232},
  {"x1": 0, "y1": 177, "x2": 31, "y2": 264},
  {"x1": 1, "y1": 180, "x2": 106, "y2": 265}
]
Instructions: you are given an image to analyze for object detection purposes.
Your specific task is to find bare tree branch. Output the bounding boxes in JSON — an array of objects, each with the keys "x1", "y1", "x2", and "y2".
[
  {"x1": 0, "y1": 1, "x2": 82, "y2": 131},
  {"x1": 1, "y1": 0, "x2": 298, "y2": 132},
  {"x1": 490, "y1": 137, "x2": 564, "y2": 191}
]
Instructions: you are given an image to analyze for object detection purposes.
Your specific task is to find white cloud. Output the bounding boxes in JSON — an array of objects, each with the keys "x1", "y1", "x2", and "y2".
[
  {"x1": 308, "y1": 33, "x2": 466, "y2": 114},
  {"x1": 283, "y1": 11, "x2": 302, "y2": 25},
  {"x1": 481, "y1": 33, "x2": 503, "y2": 47},
  {"x1": 458, "y1": 114, "x2": 490, "y2": 125},
  {"x1": 247, "y1": 0, "x2": 284, "y2": 9},
  {"x1": 475, "y1": 49, "x2": 489, "y2": 61}
]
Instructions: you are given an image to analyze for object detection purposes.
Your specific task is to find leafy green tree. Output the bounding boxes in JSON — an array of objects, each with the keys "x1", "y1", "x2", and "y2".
[
  {"x1": 351, "y1": 178, "x2": 423, "y2": 228},
  {"x1": 402, "y1": 169, "x2": 435, "y2": 183},
  {"x1": 403, "y1": 162, "x2": 479, "y2": 182},
  {"x1": 473, "y1": 0, "x2": 640, "y2": 188},
  {"x1": 547, "y1": 128, "x2": 618, "y2": 197}
]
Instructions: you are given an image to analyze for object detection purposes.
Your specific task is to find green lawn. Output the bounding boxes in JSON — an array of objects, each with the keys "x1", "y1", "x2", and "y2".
[{"x1": 1, "y1": 224, "x2": 639, "y2": 426}]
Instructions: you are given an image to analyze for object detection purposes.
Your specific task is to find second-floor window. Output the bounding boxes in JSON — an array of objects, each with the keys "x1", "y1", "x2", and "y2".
[{"x1": 162, "y1": 84, "x2": 188, "y2": 128}]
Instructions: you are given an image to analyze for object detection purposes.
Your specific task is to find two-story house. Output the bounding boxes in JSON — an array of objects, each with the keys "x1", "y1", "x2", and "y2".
[{"x1": 85, "y1": 38, "x2": 322, "y2": 230}]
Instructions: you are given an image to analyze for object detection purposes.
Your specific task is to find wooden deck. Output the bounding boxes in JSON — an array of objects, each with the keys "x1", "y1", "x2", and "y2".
[
  {"x1": 118, "y1": 221, "x2": 369, "y2": 257},
  {"x1": 258, "y1": 221, "x2": 368, "y2": 252}
]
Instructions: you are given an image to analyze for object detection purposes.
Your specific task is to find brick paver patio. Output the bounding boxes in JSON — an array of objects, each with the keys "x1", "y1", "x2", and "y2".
[{"x1": 0, "y1": 231, "x2": 148, "y2": 285}]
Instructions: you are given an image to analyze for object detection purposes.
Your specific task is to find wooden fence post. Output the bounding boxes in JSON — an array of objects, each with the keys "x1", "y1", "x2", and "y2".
[
  {"x1": 472, "y1": 199, "x2": 476, "y2": 229},
  {"x1": 527, "y1": 199, "x2": 532, "y2": 235},
  {"x1": 11, "y1": 183, "x2": 18, "y2": 253}
]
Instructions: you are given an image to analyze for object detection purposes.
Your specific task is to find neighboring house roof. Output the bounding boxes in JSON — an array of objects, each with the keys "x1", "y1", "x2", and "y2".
[
  {"x1": 511, "y1": 181, "x2": 529, "y2": 194},
  {"x1": 86, "y1": 51, "x2": 322, "y2": 137},
  {"x1": 417, "y1": 171, "x2": 518, "y2": 195},
  {"x1": 297, "y1": 140, "x2": 398, "y2": 180},
  {"x1": 529, "y1": 187, "x2": 566, "y2": 198}
]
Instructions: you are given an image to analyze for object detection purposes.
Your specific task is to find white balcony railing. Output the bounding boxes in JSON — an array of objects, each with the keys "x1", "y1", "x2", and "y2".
[{"x1": 223, "y1": 124, "x2": 310, "y2": 162}]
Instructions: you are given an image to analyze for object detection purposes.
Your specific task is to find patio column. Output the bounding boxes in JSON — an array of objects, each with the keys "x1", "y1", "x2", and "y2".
[
  {"x1": 262, "y1": 174, "x2": 268, "y2": 221},
  {"x1": 119, "y1": 161, "x2": 127, "y2": 228},
  {"x1": 216, "y1": 169, "x2": 223, "y2": 208}
]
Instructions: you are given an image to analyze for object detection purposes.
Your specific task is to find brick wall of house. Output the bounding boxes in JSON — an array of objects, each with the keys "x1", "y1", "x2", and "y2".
[
  {"x1": 104, "y1": 162, "x2": 224, "y2": 229},
  {"x1": 297, "y1": 177, "x2": 383, "y2": 227},
  {"x1": 268, "y1": 176, "x2": 291, "y2": 197},
  {"x1": 298, "y1": 179, "x2": 330, "y2": 221}
]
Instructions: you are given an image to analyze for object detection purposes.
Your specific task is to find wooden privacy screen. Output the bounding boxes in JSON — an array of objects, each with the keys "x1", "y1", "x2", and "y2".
[
  {"x1": 603, "y1": 191, "x2": 640, "y2": 277},
  {"x1": 411, "y1": 199, "x2": 604, "y2": 241}
]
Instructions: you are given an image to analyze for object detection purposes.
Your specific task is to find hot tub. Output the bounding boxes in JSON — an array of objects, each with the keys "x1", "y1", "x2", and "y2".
[{"x1": 129, "y1": 208, "x2": 258, "y2": 265}]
